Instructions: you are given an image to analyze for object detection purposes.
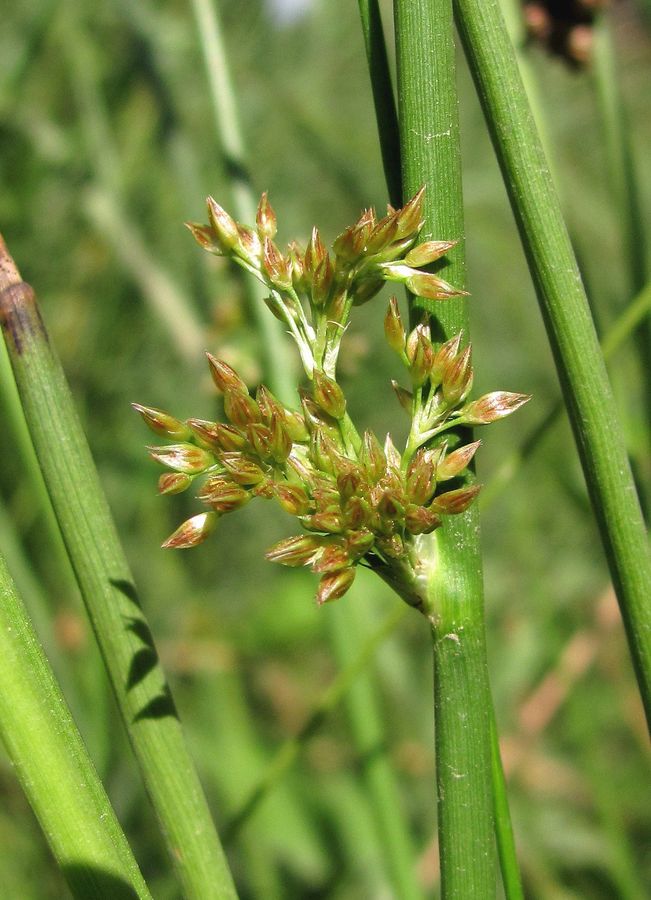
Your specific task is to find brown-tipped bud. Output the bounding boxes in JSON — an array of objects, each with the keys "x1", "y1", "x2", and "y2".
[
  {"x1": 307, "y1": 509, "x2": 344, "y2": 534},
  {"x1": 309, "y1": 430, "x2": 340, "y2": 476},
  {"x1": 343, "y1": 495, "x2": 372, "y2": 530},
  {"x1": 274, "y1": 483, "x2": 311, "y2": 516},
  {"x1": 203, "y1": 422, "x2": 248, "y2": 451},
  {"x1": 313, "y1": 370, "x2": 346, "y2": 419},
  {"x1": 198, "y1": 476, "x2": 250, "y2": 512},
  {"x1": 268, "y1": 417, "x2": 293, "y2": 462},
  {"x1": 375, "y1": 534, "x2": 405, "y2": 558},
  {"x1": 147, "y1": 443, "x2": 214, "y2": 474},
  {"x1": 408, "y1": 325, "x2": 435, "y2": 387},
  {"x1": 246, "y1": 423, "x2": 273, "y2": 459},
  {"x1": 377, "y1": 490, "x2": 405, "y2": 522},
  {"x1": 360, "y1": 430, "x2": 386, "y2": 482},
  {"x1": 384, "y1": 297, "x2": 406, "y2": 354},
  {"x1": 431, "y1": 332, "x2": 463, "y2": 386},
  {"x1": 311, "y1": 255, "x2": 334, "y2": 308},
  {"x1": 442, "y1": 344, "x2": 474, "y2": 405},
  {"x1": 311, "y1": 542, "x2": 351, "y2": 574},
  {"x1": 437, "y1": 441, "x2": 481, "y2": 480},
  {"x1": 132, "y1": 403, "x2": 192, "y2": 440},
  {"x1": 405, "y1": 504, "x2": 442, "y2": 535},
  {"x1": 206, "y1": 197, "x2": 239, "y2": 250},
  {"x1": 394, "y1": 187, "x2": 426, "y2": 239},
  {"x1": 223, "y1": 388, "x2": 261, "y2": 427},
  {"x1": 283, "y1": 408, "x2": 310, "y2": 443},
  {"x1": 184, "y1": 418, "x2": 221, "y2": 449},
  {"x1": 304, "y1": 226, "x2": 327, "y2": 275},
  {"x1": 162, "y1": 512, "x2": 218, "y2": 549},
  {"x1": 406, "y1": 449, "x2": 438, "y2": 505},
  {"x1": 431, "y1": 483, "x2": 481, "y2": 515},
  {"x1": 185, "y1": 222, "x2": 225, "y2": 255},
  {"x1": 332, "y1": 225, "x2": 359, "y2": 263},
  {"x1": 235, "y1": 224, "x2": 262, "y2": 265},
  {"x1": 263, "y1": 237, "x2": 292, "y2": 289},
  {"x1": 206, "y1": 354, "x2": 249, "y2": 393},
  {"x1": 460, "y1": 392, "x2": 531, "y2": 426},
  {"x1": 158, "y1": 472, "x2": 193, "y2": 495},
  {"x1": 346, "y1": 529, "x2": 375, "y2": 558},
  {"x1": 266, "y1": 534, "x2": 324, "y2": 567},
  {"x1": 219, "y1": 453, "x2": 267, "y2": 485},
  {"x1": 405, "y1": 271, "x2": 467, "y2": 300},
  {"x1": 383, "y1": 434, "x2": 402, "y2": 470},
  {"x1": 391, "y1": 380, "x2": 413, "y2": 415},
  {"x1": 316, "y1": 567, "x2": 356, "y2": 605},
  {"x1": 255, "y1": 384, "x2": 282, "y2": 422},
  {"x1": 404, "y1": 240, "x2": 457, "y2": 267},
  {"x1": 337, "y1": 468, "x2": 363, "y2": 501},
  {"x1": 287, "y1": 241, "x2": 308, "y2": 292},
  {"x1": 366, "y1": 213, "x2": 399, "y2": 255},
  {"x1": 256, "y1": 192, "x2": 277, "y2": 239}
]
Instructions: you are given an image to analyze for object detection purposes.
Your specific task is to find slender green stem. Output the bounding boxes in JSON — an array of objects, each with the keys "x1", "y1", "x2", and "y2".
[
  {"x1": 453, "y1": 0, "x2": 651, "y2": 727},
  {"x1": 0, "y1": 238, "x2": 238, "y2": 900},
  {"x1": 489, "y1": 708, "x2": 524, "y2": 900},
  {"x1": 357, "y1": 0, "x2": 402, "y2": 208},
  {"x1": 224, "y1": 602, "x2": 407, "y2": 840},
  {"x1": 394, "y1": 2, "x2": 497, "y2": 896},
  {"x1": 190, "y1": 0, "x2": 295, "y2": 405},
  {"x1": 0, "y1": 552, "x2": 151, "y2": 900}
]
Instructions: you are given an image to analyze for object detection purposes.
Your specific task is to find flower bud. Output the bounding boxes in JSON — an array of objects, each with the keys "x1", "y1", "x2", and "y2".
[
  {"x1": 198, "y1": 477, "x2": 250, "y2": 512},
  {"x1": 268, "y1": 417, "x2": 293, "y2": 462},
  {"x1": 223, "y1": 388, "x2": 261, "y2": 427},
  {"x1": 185, "y1": 222, "x2": 225, "y2": 255},
  {"x1": 442, "y1": 344, "x2": 474, "y2": 405},
  {"x1": 383, "y1": 434, "x2": 402, "y2": 470},
  {"x1": 313, "y1": 370, "x2": 346, "y2": 419},
  {"x1": 406, "y1": 449, "x2": 438, "y2": 504},
  {"x1": 235, "y1": 224, "x2": 262, "y2": 266},
  {"x1": 332, "y1": 225, "x2": 358, "y2": 263},
  {"x1": 311, "y1": 542, "x2": 351, "y2": 574},
  {"x1": 408, "y1": 325, "x2": 435, "y2": 387},
  {"x1": 274, "y1": 483, "x2": 311, "y2": 516},
  {"x1": 132, "y1": 403, "x2": 192, "y2": 440},
  {"x1": 337, "y1": 468, "x2": 363, "y2": 501},
  {"x1": 147, "y1": 443, "x2": 214, "y2": 474},
  {"x1": 437, "y1": 441, "x2": 481, "y2": 480},
  {"x1": 459, "y1": 392, "x2": 531, "y2": 425},
  {"x1": 266, "y1": 534, "x2": 324, "y2": 567},
  {"x1": 430, "y1": 332, "x2": 463, "y2": 386},
  {"x1": 263, "y1": 237, "x2": 292, "y2": 290},
  {"x1": 394, "y1": 187, "x2": 425, "y2": 239},
  {"x1": 431, "y1": 484, "x2": 482, "y2": 515},
  {"x1": 206, "y1": 197, "x2": 239, "y2": 250},
  {"x1": 404, "y1": 240, "x2": 457, "y2": 267},
  {"x1": 405, "y1": 271, "x2": 466, "y2": 300},
  {"x1": 352, "y1": 276, "x2": 384, "y2": 306},
  {"x1": 405, "y1": 504, "x2": 442, "y2": 535},
  {"x1": 219, "y1": 453, "x2": 266, "y2": 485},
  {"x1": 391, "y1": 380, "x2": 413, "y2": 414},
  {"x1": 307, "y1": 509, "x2": 344, "y2": 533},
  {"x1": 360, "y1": 430, "x2": 386, "y2": 482},
  {"x1": 375, "y1": 534, "x2": 405, "y2": 558},
  {"x1": 287, "y1": 241, "x2": 308, "y2": 292},
  {"x1": 256, "y1": 192, "x2": 277, "y2": 239},
  {"x1": 304, "y1": 227, "x2": 327, "y2": 275},
  {"x1": 384, "y1": 297, "x2": 406, "y2": 354},
  {"x1": 206, "y1": 354, "x2": 249, "y2": 394},
  {"x1": 366, "y1": 213, "x2": 399, "y2": 255},
  {"x1": 311, "y1": 255, "x2": 334, "y2": 308},
  {"x1": 202, "y1": 422, "x2": 248, "y2": 452},
  {"x1": 162, "y1": 512, "x2": 218, "y2": 549},
  {"x1": 346, "y1": 529, "x2": 375, "y2": 557},
  {"x1": 283, "y1": 408, "x2": 310, "y2": 443},
  {"x1": 316, "y1": 567, "x2": 356, "y2": 605},
  {"x1": 343, "y1": 495, "x2": 372, "y2": 530},
  {"x1": 158, "y1": 473, "x2": 193, "y2": 495},
  {"x1": 246, "y1": 423, "x2": 273, "y2": 459}
]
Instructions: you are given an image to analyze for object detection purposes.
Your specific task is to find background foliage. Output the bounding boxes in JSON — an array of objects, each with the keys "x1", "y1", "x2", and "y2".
[{"x1": 0, "y1": 0, "x2": 649, "y2": 896}]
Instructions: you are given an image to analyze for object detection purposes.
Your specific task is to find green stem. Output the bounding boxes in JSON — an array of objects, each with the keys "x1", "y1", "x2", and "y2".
[
  {"x1": 0, "y1": 238, "x2": 238, "y2": 900},
  {"x1": 190, "y1": 0, "x2": 295, "y2": 405},
  {"x1": 0, "y1": 552, "x2": 151, "y2": 900},
  {"x1": 356, "y1": 0, "x2": 402, "y2": 208},
  {"x1": 453, "y1": 0, "x2": 651, "y2": 727},
  {"x1": 489, "y1": 708, "x2": 524, "y2": 900},
  {"x1": 394, "y1": 1, "x2": 497, "y2": 896}
]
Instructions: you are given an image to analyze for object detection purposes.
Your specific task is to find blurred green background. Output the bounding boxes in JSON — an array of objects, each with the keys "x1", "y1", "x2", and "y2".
[{"x1": 0, "y1": 0, "x2": 650, "y2": 897}]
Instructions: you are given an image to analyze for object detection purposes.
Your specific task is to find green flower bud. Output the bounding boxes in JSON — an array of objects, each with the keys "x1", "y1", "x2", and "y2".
[
  {"x1": 360, "y1": 430, "x2": 386, "y2": 482},
  {"x1": 313, "y1": 370, "x2": 346, "y2": 419},
  {"x1": 311, "y1": 542, "x2": 351, "y2": 574},
  {"x1": 404, "y1": 239, "x2": 457, "y2": 267},
  {"x1": 206, "y1": 197, "x2": 239, "y2": 250},
  {"x1": 404, "y1": 504, "x2": 442, "y2": 535},
  {"x1": 384, "y1": 297, "x2": 406, "y2": 354},
  {"x1": 316, "y1": 567, "x2": 356, "y2": 605},
  {"x1": 256, "y1": 192, "x2": 277, "y2": 239},
  {"x1": 162, "y1": 512, "x2": 218, "y2": 549},
  {"x1": 198, "y1": 477, "x2": 250, "y2": 512},
  {"x1": 442, "y1": 344, "x2": 474, "y2": 405},
  {"x1": 158, "y1": 473, "x2": 193, "y2": 495},
  {"x1": 266, "y1": 534, "x2": 324, "y2": 567},
  {"x1": 437, "y1": 441, "x2": 481, "y2": 481},
  {"x1": 274, "y1": 483, "x2": 311, "y2": 516},
  {"x1": 431, "y1": 484, "x2": 482, "y2": 515},
  {"x1": 185, "y1": 222, "x2": 226, "y2": 255},
  {"x1": 132, "y1": 404, "x2": 192, "y2": 440},
  {"x1": 219, "y1": 453, "x2": 267, "y2": 485},
  {"x1": 458, "y1": 392, "x2": 531, "y2": 425},
  {"x1": 147, "y1": 443, "x2": 214, "y2": 475},
  {"x1": 206, "y1": 354, "x2": 249, "y2": 394},
  {"x1": 223, "y1": 388, "x2": 261, "y2": 427}
]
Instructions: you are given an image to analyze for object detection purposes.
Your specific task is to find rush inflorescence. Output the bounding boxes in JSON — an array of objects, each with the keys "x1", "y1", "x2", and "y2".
[{"x1": 134, "y1": 190, "x2": 529, "y2": 611}]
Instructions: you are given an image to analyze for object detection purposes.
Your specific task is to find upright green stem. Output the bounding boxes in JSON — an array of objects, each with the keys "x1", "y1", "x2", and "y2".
[
  {"x1": 0, "y1": 238, "x2": 238, "y2": 900},
  {"x1": 394, "y1": 2, "x2": 496, "y2": 896},
  {"x1": 453, "y1": 0, "x2": 651, "y2": 727},
  {"x1": 0, "y1": 552, "x2": 151, "y2": 900},
  {"x1": 190, "y1": 0, "x2": 295, "y2": 404}
]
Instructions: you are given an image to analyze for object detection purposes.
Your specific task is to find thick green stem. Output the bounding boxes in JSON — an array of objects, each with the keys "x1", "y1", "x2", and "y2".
[
  {"x1": 0, "y1": 238, "x2": 238, "y2": 900},
  {"x1": 394, "y1": 1, "x2": 496, "y2": 896},
  {"x1": 0, "y1": 552, "x2": 151, "y2": 900},
  {"x1": 453, "y1": 0, "x2": 651, "y2": 728}
]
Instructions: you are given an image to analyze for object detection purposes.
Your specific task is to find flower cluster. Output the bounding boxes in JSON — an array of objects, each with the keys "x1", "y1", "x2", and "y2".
[{"x1": 135, "y1": 191, "x2": 529, "y2": 608}]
